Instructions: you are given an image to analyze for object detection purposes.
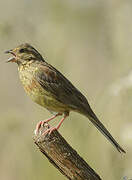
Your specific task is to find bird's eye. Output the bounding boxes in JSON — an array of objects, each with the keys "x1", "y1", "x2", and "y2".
[{"x1": 19, "y1": 48, "x2": 25, "y2": 53}]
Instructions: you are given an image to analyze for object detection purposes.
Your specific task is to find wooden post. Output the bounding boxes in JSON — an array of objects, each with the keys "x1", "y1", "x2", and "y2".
[{"x1": 33, "y1": 123, "x2": 102, "y2": 180}]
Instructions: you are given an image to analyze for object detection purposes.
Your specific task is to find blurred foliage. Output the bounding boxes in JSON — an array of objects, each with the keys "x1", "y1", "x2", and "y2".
[{"x1": 0, "y1": 0, "x2": 132, "y2": 180}]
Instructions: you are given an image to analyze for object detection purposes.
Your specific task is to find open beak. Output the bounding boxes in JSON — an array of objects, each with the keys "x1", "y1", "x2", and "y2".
[{"x1": 5, "y1": 49, "x2": 17, "y2": 63}]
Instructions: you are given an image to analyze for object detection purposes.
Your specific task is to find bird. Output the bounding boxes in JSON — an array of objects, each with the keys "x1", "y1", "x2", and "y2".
[{"x1": 5, "y1": 43, "x2": 125, "y2": 153}]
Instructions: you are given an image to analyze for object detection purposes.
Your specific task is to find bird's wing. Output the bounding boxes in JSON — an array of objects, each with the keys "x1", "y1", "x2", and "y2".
[
  {"x1": 35, "y1": 63, "x2": 126, "y2": 153},
  {"x1": 35, "y1": 63, "x2": 88, "y2": 110}
]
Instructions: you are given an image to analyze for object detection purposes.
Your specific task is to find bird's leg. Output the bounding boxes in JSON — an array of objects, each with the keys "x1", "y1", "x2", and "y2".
[
  {"x1": 41, "y1": 113, "x2": 62, "y2": 126},
  {"x1": 35, "y1": 113, "x2": 62, "y2": 135},
  {"x1": 42, "y1": 114, "x2": 68, "y2": 135}
]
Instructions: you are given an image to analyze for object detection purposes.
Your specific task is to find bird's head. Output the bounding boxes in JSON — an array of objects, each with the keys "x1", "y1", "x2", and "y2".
[{"x1": 5, "y1": 43, "x2": 44, "y2": 65}]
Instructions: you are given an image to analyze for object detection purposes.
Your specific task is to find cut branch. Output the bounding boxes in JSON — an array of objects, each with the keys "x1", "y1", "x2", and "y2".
[{"x1": 33, "y1": 123, "x2": 102, "y2": 180}]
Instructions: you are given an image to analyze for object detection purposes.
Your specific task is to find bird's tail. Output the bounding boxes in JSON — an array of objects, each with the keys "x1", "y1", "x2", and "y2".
[{"x1": 83, "y1": 108, "x2": 126, "y2": 153}]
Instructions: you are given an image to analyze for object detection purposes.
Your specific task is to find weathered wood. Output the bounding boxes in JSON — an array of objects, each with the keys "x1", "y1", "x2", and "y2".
[{"x1": 33, "y1": 123, "x2": 102, "y2": 180}]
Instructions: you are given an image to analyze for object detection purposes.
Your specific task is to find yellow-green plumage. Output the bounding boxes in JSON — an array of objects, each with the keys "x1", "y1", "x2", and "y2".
[
  {"x1": 18, "y1": 61, "x2": 70, "y2": 113},
  {"x1": 6, "y1": 43, "x2": 125, "y2": 153}
]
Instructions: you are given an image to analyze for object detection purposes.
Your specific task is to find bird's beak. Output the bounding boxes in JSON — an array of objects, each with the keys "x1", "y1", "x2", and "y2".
[
  {"x1": 5, "y1": 49, "x2": 12, "y2": 54},
  {"x1": 5, "y1": 49, "x2": 17, "y2": 63}
]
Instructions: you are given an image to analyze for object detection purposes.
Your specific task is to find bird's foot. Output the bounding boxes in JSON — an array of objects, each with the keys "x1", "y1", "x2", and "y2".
[
  {"x1": 34, "y1": 120, "x2": 48, "y2": 135},
  {"x1": 34, "y1": 122, "x2": 57, "y2": 136},
  {"x1": 41, "y1": 114, "x2": 68, "y2": 136},
  {"x1": 42, "y1": 126, "x2": 57, "y2": 135},
  {"x1": 34, "y1": 113, "x2": 62, "y2": 135}
]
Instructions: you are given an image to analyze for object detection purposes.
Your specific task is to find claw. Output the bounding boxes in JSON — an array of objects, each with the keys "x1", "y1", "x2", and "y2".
[
  {"x1": 35, "y1": 113, "x2": 68, "y2": 136},
  {"x1": 41, "y1": 114, "x2": 68, "y2": 136},
  {"x1": 34, "y1": 113, "x2": 62, "y2": 135},
  {"x1": 42, "y1": 127, "x2": 57, "y2": 136},
  {"x1": 35, "y1": 121, "x2": 43, "y2": 135}
]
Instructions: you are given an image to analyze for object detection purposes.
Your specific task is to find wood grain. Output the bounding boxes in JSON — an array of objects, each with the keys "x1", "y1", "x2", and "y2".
[{"x1": 33, "y1": 123, "x2": 102, "y2": 180}]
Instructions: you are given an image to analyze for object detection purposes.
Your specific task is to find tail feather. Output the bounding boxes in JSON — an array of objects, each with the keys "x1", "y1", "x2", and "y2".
[{"x1": 84, "y1": 110, "x2": 126, "y2": 153}]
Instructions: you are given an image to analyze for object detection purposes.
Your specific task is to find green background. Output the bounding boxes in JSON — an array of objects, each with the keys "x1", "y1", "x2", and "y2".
[{"x1": 0, "y1": 1, "x2": 131, "y2": 180}]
